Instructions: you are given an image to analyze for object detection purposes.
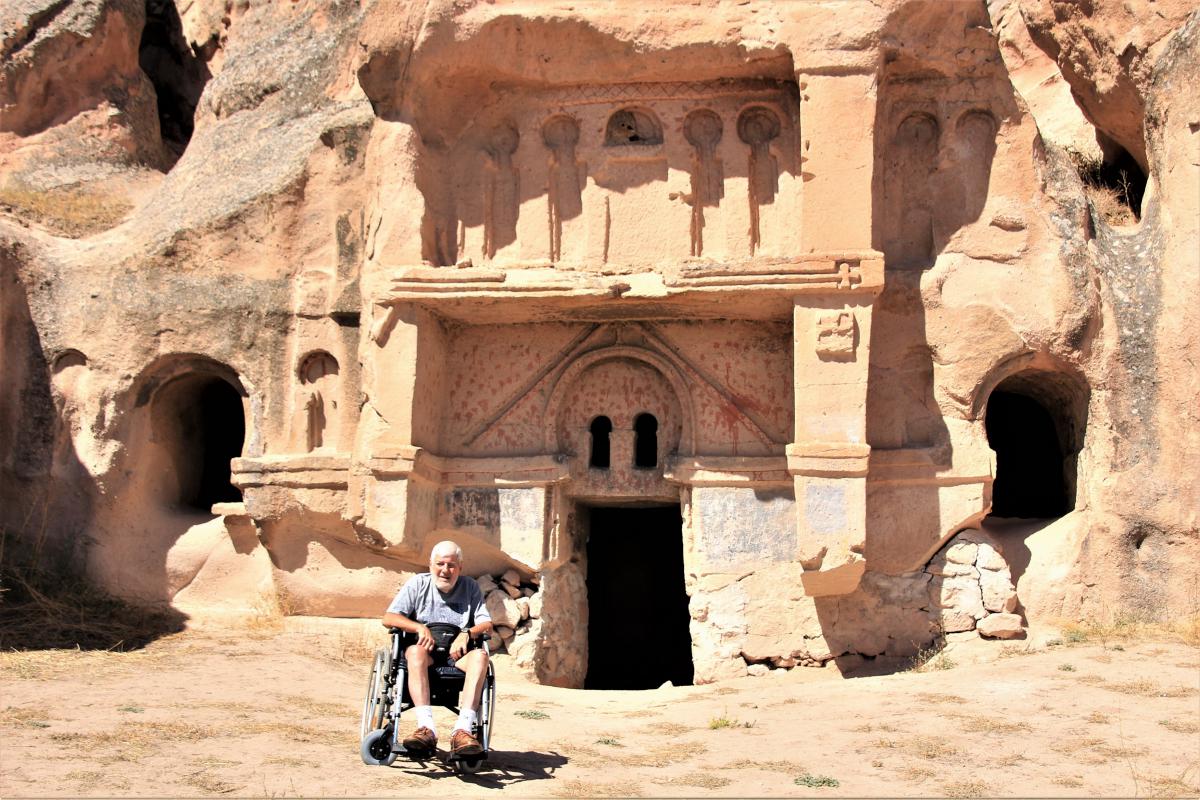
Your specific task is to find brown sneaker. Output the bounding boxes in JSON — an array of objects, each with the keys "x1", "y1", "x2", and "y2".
[
  {"x1": 401, "y1": 726, "x2": 437, "y2": 756},
  {"x1": 450, "y1": 729, "x2": 483, "y2": 758}
]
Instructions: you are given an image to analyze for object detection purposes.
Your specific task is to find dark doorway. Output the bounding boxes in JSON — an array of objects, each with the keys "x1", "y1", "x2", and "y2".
[
  {"x1": 194, "y1": 379, "x2": 245, "y2": 509},
  {"x1": 585, "y1": 505, "x2": 692, "y2": 689},
  {"x1": 985, "y1": 390, "x2": 1069, "y2": 518},
  {"x1": 159, "y1": 375, "x2": 244, "y2": 511}
]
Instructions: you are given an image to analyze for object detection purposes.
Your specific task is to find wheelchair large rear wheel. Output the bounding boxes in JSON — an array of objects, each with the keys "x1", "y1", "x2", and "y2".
[{"x1": 360, "y1": 647, "x2": 392, "y2": 739}]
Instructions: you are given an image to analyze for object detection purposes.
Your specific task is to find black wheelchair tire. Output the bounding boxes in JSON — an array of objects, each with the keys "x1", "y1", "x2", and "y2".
[
  {"x1": 360, "y1": 727, "x2": 398, "y2": 767},
  {"x1": 360, "y1": 647, "x2": 391, "y2": 739},
  {"x1": 455, "y1": 756, "x2": 483, "y2": 774}
]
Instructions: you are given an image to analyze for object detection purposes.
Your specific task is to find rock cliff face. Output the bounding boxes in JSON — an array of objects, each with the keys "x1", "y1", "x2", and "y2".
[{"x1": 2, "y1": 0, "x2": 1196, "y2": 685}]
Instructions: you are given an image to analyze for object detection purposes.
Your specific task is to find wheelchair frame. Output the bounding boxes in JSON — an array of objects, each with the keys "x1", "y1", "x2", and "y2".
[{"x1": 360, "y1": 625, "x2": 495, "y2": 773}]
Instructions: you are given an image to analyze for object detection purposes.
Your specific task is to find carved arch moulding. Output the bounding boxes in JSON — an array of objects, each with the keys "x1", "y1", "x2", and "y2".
[{"x1": 543, "y1": 345, "x2": 696, "y2": 457}]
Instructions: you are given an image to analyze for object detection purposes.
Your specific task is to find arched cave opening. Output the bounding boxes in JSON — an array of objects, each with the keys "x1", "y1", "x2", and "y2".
[
  {"x1": 585, "y1": 505, "x2": 692, "y2": 689},
  {"x1": 985, "y1": 389, "x2": 1070, "y2": 518},
  {"x1": 589, "y1": 416, "x2": 612, "y2": 469},
  {"x1": 633, "y1": 413, "x2": 658, "y2": 468},
  {"x1": 155, "y1": 373, "x2": 245, "y2": 511},
  {"x1": 139, "y1": 0, "x2": 212, "y2": 165}
]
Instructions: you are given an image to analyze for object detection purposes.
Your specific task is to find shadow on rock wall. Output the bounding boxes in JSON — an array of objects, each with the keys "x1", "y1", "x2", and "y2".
[{"x1": 0, "y1": 254, "x2": 186, "y2": 650}]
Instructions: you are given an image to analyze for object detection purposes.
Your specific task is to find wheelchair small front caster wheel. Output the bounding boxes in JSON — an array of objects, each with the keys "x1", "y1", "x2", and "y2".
[
  {"x1": 455, "y1": 756, "x2": 484, "y2": 774},
  {"x1": 360, "y1": 727, "x2": 398, "y2": 766}
]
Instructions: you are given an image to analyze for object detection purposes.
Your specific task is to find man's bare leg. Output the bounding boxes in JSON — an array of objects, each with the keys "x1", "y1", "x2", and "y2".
[
  {"x1": 450, "y1": 649, "x2": 489, "y2": 756},
  {"x1": 402, "y1": 644, "x2": 437, "y2": 754},
  {"x1": 405, "y1": 644, "x2": 432, "y2": 706},
  {"x1": 456, "y1": 649, "x2": 489, "y2": 712}
]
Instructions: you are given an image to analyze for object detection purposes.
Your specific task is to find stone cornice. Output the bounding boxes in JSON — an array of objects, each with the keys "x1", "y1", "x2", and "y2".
[
  {"x1": 664, "y1": 456, "x2": 792, "y2": 486},
  {"x1": 371, "y1": 252, "x2": 884, "y2": 324}
]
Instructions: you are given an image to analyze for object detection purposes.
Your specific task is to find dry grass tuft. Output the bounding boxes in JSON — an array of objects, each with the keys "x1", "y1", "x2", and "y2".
[
  {"x1": 277, "y1": 694, "x2": 351, "y2": 718},
  {"x1": 182, "y1": 769, "x2": 240, "y2": 795},
  {"x1": 1140, "y1": 774, "x2": 1200, "y2": 798},
  {"x1": 0, "y1": 183, "x2": 134, "y2": 237},
  {"x1": 1094, "y1": 743, "x2": 1148, "y2": 759},
  {"x1": 900, "y1": 765, "x2": 936, "y2": 782},
  {"x1": 552, "y1": 779, "x2": 644, "y2": 798},
  {"x1": 942, "y1": 779, "x2": 992, "y2": 798},
  {"x1": 1159, "y1": 717, "x2": 1200, "y2": 735},
  {"x1": 1052, "y1": 776, "x2": 1084, "y2": 788},
  {"x1": 1086, "y1": 711, "x2": 1111, "y2": 724},
  {"x1": 913, "y1": 692, "x2": 967, "y2": 704},
  {"x1": 907, "y1": 641, "x2": 956, "y2": 672},
  {"x1": 48, "y1": 720, "x2": 218, "y2": 763},
  {"x1": 708, "y1": 711, "x2": 754, "y2": 729},
  {"x1": 1066, "y1": 148, "x2": 1140, "y2": 227},
  {"x1": 0, "y1": 563, "x2": 185, "y2": 653},
  {"x1": 954, "y1": 713, "x2": 1032, "y2": 734},
  {"x1": 1056, "y1": 611, "x2": 1200, "y2": 648},
  {"x1": 1103, "y1": 679, "x2": 1197, "y2": 698},
  {"x1": 241, "y1": 589, "x2": 300, "y2": 633},
  {"x1": 910, "y1": 736, "x2": 958, "y2": 760},
  {"x1": 0, "y1": 706, "x2": 53, "y2": 727},
  {"x1": 1052, "y1": 736, "x2": 1105, "y2": 756},
  {"x1": 722, "y1": 758, "x2": 805, "y2": 772},
  {"x1": 612, "y1": 742, "x2": 709, "y2": 769},
  {"x1": 645, "y1": 721, "x2": 692, "y2": 736},
  {"x1": 232, "y1": 720, "x2": 348, "y2": 746},
  {"x1": 998, "y1": 642, "x2": 1038, "y2": 658},
  {"x1": 653, "y1": 772, "x2": 731, "y2": 789}
]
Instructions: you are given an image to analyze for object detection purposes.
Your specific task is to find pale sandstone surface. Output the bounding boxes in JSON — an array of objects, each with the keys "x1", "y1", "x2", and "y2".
[
  {"x1": 1, "y1": 0, "x2": 1198, "y2": 686},
  {"x1": 0, "y1": 624, "x2": 1197, "y2": 796}
]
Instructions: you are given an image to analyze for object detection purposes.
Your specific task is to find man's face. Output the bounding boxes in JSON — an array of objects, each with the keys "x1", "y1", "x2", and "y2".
[{"x1": 431, "y1": 551, "x2": 461, "y2": 593}]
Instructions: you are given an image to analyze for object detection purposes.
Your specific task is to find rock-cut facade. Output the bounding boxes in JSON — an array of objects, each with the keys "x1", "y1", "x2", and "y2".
[{"x1": 1, "y1": 0, "x2": 1197, "y2": 685}]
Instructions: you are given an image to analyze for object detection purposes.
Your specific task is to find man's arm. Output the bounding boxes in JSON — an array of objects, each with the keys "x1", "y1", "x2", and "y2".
[
  {"x1": 449, "y1": 619, "x2": 493, "y2": 659},
  {"x1": 382, "y1": 610, "x2": 436, "y2": 651}
]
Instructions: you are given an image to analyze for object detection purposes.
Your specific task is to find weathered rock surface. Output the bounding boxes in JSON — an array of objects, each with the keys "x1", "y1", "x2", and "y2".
[
  {"x1": 1, "y1": 0, "x2": 1197, "y2": 689},
  {"x1": 977, "y1": 612, "x2": 1025, "y2": 639}
]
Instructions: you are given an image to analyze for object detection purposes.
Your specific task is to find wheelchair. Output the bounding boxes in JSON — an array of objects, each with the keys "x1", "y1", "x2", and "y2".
[{"x1": 359, "y1": 623, "x2": 495, "y2": 773}]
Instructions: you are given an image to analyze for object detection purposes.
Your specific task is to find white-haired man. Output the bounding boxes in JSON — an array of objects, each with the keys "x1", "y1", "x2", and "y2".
[{"x1": 382, "y1": 540, "x2": 493, "y2": 758}]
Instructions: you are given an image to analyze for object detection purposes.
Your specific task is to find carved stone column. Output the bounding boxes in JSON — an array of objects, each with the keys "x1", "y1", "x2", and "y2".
[
  {"x1": 348, "y1": 301, "x2": 449, "y2": 554},
  {"x1": 790, "y1": 297, "x2": 876, "y2": 594}
]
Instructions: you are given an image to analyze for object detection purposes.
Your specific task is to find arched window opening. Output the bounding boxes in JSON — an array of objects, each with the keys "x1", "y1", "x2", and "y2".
[
  {"x1": 589, "y1": 416, "x2": 612, "y2": 469},
  {"x1": 299, "y1": 351, "x2": 338, "y2": 384},
  {"x1": 985, "y1": 389, "x2": 1070, "y2": 518},
  {"x1": 605, "y1": 108, "x2": 663, "y2": 146},
  {"x1": 51, "y1": 349, "x2": 88, "y2": 372},
  {"x1": 634, "y1": 413, "x2": 658, "y2": 469}
]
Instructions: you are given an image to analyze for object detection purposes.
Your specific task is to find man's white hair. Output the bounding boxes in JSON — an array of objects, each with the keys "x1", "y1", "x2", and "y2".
[{"x1": 430, "y1": 540, "x2": 463, "y2": 562}]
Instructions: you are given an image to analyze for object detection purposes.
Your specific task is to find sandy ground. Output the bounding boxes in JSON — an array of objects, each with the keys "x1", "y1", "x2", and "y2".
[{"x1": 1, "y1": 619, "x2": 1197, "y2": 799}]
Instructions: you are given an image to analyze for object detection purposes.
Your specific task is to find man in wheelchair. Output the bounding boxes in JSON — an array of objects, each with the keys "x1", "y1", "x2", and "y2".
[{"x1": 381, "y1": 540, "x2": 493, "y2": 760}]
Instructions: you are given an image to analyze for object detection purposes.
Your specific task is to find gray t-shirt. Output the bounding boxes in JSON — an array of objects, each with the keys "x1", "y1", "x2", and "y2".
[{"x1": 386, "y1": 573, "x2": 491, "y2": 631}]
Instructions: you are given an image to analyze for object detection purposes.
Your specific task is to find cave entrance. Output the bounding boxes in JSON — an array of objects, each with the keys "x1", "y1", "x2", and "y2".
[
  {"x1": 154, "y1": 373, "x2": 245, "y2": 511},
  {"x1": 139, "y1": 0, "x2": 212, "y2": 165},
  {"x1": 985, "y1": 389, "x2": 1069, "y2": 518},
  {"x1": 585, "y1": 504, "x2": 692, "y2": 689}
]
